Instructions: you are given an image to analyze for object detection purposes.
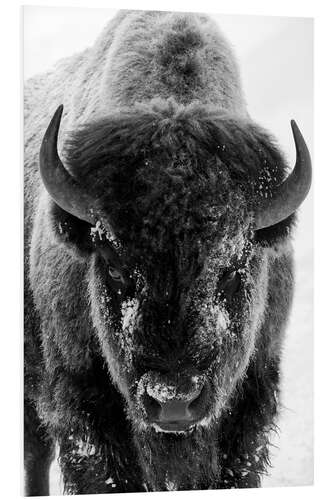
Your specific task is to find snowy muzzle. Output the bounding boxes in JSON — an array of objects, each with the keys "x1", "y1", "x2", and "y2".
[{"x1": 136, "y1": 371, "x2": 211, "y2": 433}]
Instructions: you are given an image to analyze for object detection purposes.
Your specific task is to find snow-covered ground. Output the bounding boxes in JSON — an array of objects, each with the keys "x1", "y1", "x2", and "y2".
[{"x1": 24, "y1": 8, "x2": 313, "y2": 493}]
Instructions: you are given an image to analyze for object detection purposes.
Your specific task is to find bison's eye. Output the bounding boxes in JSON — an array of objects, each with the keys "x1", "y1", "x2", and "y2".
[
  {"x1": 108, "y1": 267, "x2": 124, "y2": 283},
  {"x1": 216, "y1": 270, "x2": 241, "y2": 299}
]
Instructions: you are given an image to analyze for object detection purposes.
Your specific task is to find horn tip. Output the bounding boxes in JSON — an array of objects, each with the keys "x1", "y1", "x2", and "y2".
[
  {"x1": 55, "y1": 104, "x2": 64, "y2": 118},
  {"x1": 290, "y1": 119, "x2": 303, "y2": 142},
  {"x1": 290, "y1": 119, "x2": 297, "y2": 131}
]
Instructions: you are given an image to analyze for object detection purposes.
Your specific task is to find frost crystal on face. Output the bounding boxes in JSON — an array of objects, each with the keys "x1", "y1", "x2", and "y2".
[
  {"x1": 90, "y1": 220, "x2": 121, "y2": 248},
  {"x1": 90, "y1": 220, "x2": 105, "y2": 242},
  {"x1": 121, "y1": 298, "x2": 139, "y2": 332},
  {"x1": 147, "y1": 382, "x2": 177, "y2": 403},
  {"x1": 105, "y1": 228, "x2": 122, "y2": 249},
  {"x1": 216, "y1": 308, "x2": 230, "y2": 331}
]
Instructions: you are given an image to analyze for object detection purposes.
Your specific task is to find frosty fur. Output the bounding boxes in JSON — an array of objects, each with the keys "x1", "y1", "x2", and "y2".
[{"x1": 25, "y1": 10, "x2": 295, "y2": 495}]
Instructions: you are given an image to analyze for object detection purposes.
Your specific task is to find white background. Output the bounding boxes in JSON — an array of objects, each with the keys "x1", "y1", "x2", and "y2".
[{"x1": 1, "y1": 1, "x2": 331, "y2": 499}]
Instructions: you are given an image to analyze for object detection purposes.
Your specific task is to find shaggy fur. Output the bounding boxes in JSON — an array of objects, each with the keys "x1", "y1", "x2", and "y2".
[{"x1": 25, "y1": 10, "x2": 297, "y2": 495}]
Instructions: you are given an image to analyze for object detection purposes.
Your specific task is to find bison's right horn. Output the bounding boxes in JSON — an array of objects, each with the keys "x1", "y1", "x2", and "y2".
[{"x1": 39, "y1": 105, "x2": 97, "y2": 224}]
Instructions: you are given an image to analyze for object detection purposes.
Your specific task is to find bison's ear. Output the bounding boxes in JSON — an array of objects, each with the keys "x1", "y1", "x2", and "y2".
[
  {"x1": 49, "y1": 201, "x2": 95, "y2": 258},
  {"x1": 254, "y1": 213, "x2": 297, "y2": 249}
]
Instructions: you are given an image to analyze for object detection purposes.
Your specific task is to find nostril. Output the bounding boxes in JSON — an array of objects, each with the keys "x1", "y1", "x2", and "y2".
[
  {"x1": 188, "y1": 393, "x2": 201, "y2": 412},
  {"x1": 143, "y1": 393, "x2": 162, "y2": 420},
  {"x1": 188, "y1": 384, "x2": 207, "y2": 416}
]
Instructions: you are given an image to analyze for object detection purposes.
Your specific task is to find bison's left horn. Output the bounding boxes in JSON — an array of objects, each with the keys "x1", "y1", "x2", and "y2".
[
  {"x1": 39, "y1": 105, "x2": 97, "y2": 224},
  {"x1": 254, "y1": 120, "x2": 312, "y2": 230}
]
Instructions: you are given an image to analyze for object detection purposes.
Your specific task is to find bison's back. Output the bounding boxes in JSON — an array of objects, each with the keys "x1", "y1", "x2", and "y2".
[{"x1": 99, "y1": 10, "x2": 246, "y2": 113}]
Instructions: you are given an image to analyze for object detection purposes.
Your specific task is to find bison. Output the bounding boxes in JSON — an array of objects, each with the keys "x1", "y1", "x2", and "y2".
[{"x1": 24, "y1": 9, "x2": 311, "y2": 496}]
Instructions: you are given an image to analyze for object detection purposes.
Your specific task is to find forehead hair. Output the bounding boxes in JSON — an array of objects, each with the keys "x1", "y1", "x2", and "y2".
[{"x1": 64, "y1": 99, "x2": 287, "y2": 261}]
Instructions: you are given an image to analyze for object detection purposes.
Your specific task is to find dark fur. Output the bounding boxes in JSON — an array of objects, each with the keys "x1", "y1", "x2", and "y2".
[
  {"x1": 24, "y1": 10, "x2": 296, "y2": 495},
  {"x1": 62, "y1": 99, "x2": 295, "y2": 251}
]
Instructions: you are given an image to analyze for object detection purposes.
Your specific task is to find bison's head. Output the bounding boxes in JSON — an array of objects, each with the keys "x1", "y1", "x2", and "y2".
[{"x1": 40, "y1": 100, "x2": 311, "y2": 436}]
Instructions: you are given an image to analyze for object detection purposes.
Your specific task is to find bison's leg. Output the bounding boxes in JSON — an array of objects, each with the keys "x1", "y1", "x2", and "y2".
[
  {"x1": 57, "y1": 434, "x2": 146, "y2": 495},
  {"x1": 24, "y1": 399, "x2": 55, "y2": 496}
]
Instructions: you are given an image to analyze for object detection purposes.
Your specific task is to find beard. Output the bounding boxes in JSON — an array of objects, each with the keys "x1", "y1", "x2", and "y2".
[{"x1": 134, "y1": 422, "x2": 220, "y2": 491}]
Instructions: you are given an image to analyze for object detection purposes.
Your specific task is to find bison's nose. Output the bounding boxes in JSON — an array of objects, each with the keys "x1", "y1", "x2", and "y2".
[{"x1": 142, "y1": 375, "x2": 208, "y2": 432}]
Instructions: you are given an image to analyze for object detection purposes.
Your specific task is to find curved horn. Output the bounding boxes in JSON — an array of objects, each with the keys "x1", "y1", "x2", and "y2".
[
  {"x1": 39, "y1": 105, "x2": 97, "y2": 224},
  {"x1": 254, "y1": 120, "x2": 312, "y2": 230}
]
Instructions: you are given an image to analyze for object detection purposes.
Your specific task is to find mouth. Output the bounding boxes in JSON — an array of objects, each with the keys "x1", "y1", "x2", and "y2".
[{"x1": 151, "y1": 420, "x2": 197, "y2": 434}]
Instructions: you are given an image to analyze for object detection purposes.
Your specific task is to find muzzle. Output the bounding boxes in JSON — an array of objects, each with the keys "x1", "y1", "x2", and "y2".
[{"x1": 137, "y1": 371, "x2": 210, "y2": 433}]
